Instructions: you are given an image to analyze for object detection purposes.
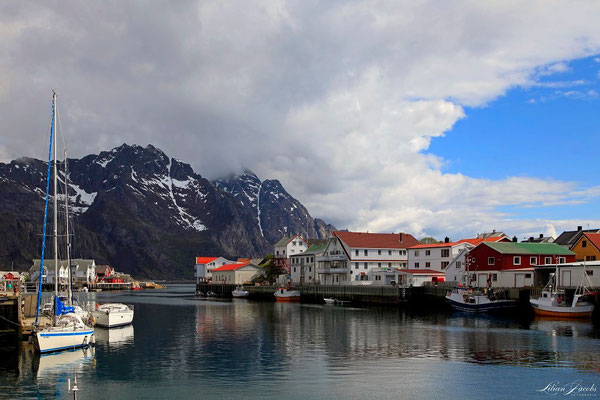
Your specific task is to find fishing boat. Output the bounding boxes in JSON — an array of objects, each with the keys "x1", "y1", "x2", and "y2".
[
  {"x1": 33, "y1": 92, "x2": 95, "y2": 353},
  {"x1": 92, "y1": 303, "x2": 134, "y2": 328},
  {"x1": 446, "y1": 286, "x2": 516, "y2": 312},
  {"x1": 530, "y1": 265, "x2": 595, "y2": 318},
  {"x1": 232, "y1": 286, "x2": 249, "y2": 298},
  {"x1": 274, "y1": 286, "x2": 301, "y2": 302}
]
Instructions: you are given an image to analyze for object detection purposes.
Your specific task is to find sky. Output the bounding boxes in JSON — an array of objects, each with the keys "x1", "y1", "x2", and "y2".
[{"x1": 1, "y1": 1, "x2": 600, "y2": 241}]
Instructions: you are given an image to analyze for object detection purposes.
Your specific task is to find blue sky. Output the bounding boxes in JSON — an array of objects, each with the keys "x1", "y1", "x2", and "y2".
[{"x1": 428, "y1": 56, "x2": 600, "y2": 226}]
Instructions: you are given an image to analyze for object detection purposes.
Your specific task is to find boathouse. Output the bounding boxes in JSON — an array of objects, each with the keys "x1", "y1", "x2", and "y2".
[{"x1": 211, "y1": 263, "x2": 264, "y2": 284}]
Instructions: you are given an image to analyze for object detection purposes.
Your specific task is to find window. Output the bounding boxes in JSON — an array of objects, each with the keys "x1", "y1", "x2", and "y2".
[
  {"x1": 415, "y1": 251, "x2": 420, "y2": 257},
  {"x1": 378, "y1": 250, "x2": 382, "y2": 255},
  {"x1": 388, "y1": 250, "x2": 392, "y2": 255},
  {"x1": 309, "y1": 267, "x2": 311, "y2": 272},
  {"x1": 488, "y1": 257, "x2": 495, "y2": 266},
  {"x1": 441, "y1": 261, "x2": 449, "y2": 269},
  {"x1": 559, "y1": 257, "x2": 566, "y2": 264},
  {"x1": 355, "y1": 250, "x2": 359, "y2": 256},
  {"x1": 525, "y1": 273, "x2": 531, "y2": 278},
  {"x1": 441, "y1": 249, "x2": 450, "y2": 257},
  {"x1": 456, "y1": 261, "x2": 462, "y2": 269},
  {"x1": 513, "y1": 256, "x2": 521, "y2": 265},
  {"x1": 582, "y1": 240, "x2": 587, "y2": 248},
  {"x1": 388, "y1": 263, "x2": 392, "y2": 268},
  {"x1": 425, "y1": 250, "x2": 431, "y2": 256},
  {"x1": 364, "y1": 250, "x2": 368, "y2": 256},
  {"x1": 364, "y1": 262, "x2": 368, "y2": 269},
  {"x1": 415, "y1": 262, "x2": 420, "y2": 268},
  {"x1": 492, "y1": 273, "x2": 497, "y2": 281},
  {"x1": 276, "y1": 250, "x2": 279, "y2": 255},
  {"x1": 530, "y1": 257, "x2": 537, "y2": 265},
  {"x1": 586, "y1": 255, "x2": 597, "y2": 261},
  {"x1": 545, "y1": 257, "x2": 552, "y2": 265},
  {"x1": 588, "y1": 270, "x2": 594, "y2": 276},
  {"x1": 426, "y1": 262, "x2": 431, "y2": 268}
]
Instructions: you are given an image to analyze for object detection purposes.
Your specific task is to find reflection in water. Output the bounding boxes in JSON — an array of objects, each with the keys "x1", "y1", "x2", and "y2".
[
  {"x1": 1, "y1": 285, "x2": 599, "y2": 399},
  {"x1": 34, "y1": 346, "x2": 95, "y2": 378},
  {"x1": 94, "y1": 325, "x2": 134, "y2": 348}
]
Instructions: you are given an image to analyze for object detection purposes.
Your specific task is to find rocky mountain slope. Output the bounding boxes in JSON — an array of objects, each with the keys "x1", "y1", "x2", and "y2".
[{"x1": 0, "y1": 144, "x2": 333, "y2": 279}]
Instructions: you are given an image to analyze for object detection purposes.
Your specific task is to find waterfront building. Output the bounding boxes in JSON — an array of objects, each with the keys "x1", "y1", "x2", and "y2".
[
  {"x1": 316, "y1": 231, "x2": 419, "y2": 285},
  {"x1": 466, "y1": 242, "x2": 576, "y2": 288},
  {"x1": 194, "y1": 257, "x2": 238, "y2": 282},
  {"x1": 569, "y1": 232, "x2": 600, "y2": 262},
  {"x1": 30, "y1": 259, "x2": 97, "y2": 284},
  {"x1": 411, "y1": 236, "x2": 511, "y2": 283},
  {"x1": 211, "y1": 263, "x2": 264, "y2": 284},
  {"x1": 521, "y1": 233, "x2": 555, "y2": 243},
  {"x1": 290, "y1": 243, "x2": 327, "y2": 285},
  {"x1": 533, "y1": 260, "x2": 600, "y2": 288},
  {"x1": 553, "y1": 225, "x2": 600, "y2": 248},
  {"x1": 273, "y1": 235, "x2": 309, "y2": 273}
]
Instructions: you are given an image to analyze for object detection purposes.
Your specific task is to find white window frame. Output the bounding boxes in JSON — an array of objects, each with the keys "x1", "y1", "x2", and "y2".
[
  {"x1": 559, "y1": 257, "x2": 566, "y2": 264},
  {"x1": 530, "y1": 257, "x2": 537, "y2": 265},
  {"x1": 488, "y1": 257, "x2": 495, "y2": 266},
  {"x1": 514, "y1": 256, "x2": 521, "y2": 265},
  {"x1": 544, "y1": 257, "x2": 552, "y2": 265}
]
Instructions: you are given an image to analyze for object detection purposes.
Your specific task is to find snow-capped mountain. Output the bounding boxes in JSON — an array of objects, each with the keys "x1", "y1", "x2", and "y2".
[{"x1": 0, "y1": 144, "x2": 334, "y2": 279}]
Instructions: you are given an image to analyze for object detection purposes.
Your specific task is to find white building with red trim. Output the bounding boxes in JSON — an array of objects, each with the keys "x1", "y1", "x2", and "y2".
[
  {"x1": 194, "y1": 256, "x2": 238, "y2": 283},
  {"x1": 211, "y1": 262, "x2": 264, "y2": 285},
  {"x1": 316, "y1": 231, "x2": 420, "y2": 285},
  {"x1": 273, "y1": 235, "x2": 309, "y2": 273}
]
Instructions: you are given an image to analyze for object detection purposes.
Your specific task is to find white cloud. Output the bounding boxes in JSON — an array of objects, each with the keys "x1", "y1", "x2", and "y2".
[{"x1": 1, "y1": 1, "x2": 600, "y2": 240}]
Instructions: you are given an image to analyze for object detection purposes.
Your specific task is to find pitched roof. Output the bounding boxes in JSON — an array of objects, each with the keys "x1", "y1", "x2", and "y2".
[
  {"x1": 307, "y1": 238, "x2": 328, "y2": 246},
  {"x1": 554, "y1": 229, "x2": 600, "y2": 246},
  {"x1": 273, "y1": 235, "x2": 306, "y2": 247},
  {"x1": 409, "y1": 236, "x2": 506, "y2": 249},
  {"x1": 333, "y1": 231, "x2": 419, "y2": 249},
  {"x1": 212, "y1": 262, "x2": 250, "y2": 272},
  {"x1": 196, "y1": 257, "x2": 219, "y2": 264},
  {"x1": 582, "y1": 233, "x2": 600, "y2": 251},
  {"x1": 481, "y1": 242, "x2": 575, "y2": 255},
  {"x1": 291, "y1": 243, "x2": 327, "y2": 256}
]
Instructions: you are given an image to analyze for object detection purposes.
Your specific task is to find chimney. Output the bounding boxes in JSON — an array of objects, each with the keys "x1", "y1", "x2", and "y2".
[
  {"x1": 444, "y1": 237, "x2": 450, "y2": 243},
  {"x1": 399, "y1": 233, "x2": 403, "y2": 242},
  {"x1": 512, "y1": 236, "x2": 517, "y2": 242},
  {"x1": 529, "y1": 237, "x2": 534, "y2": 242},
  {"x1": 539, "y1": 234, "x2": 544, "y2": 239},
  {"x1": 577, "y1": 226, "x2": 582, "y2": 231},
  {"x1": 492, "y1": 229, "x2": 496, "y2": 233}
]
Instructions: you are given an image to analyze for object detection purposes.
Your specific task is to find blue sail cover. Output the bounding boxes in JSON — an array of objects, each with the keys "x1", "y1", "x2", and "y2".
[{"x1": 54, "y1": 296, "x2": 75, "y2": 316}]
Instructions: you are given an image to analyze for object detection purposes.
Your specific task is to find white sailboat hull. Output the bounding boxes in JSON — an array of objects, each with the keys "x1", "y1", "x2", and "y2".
[{"x1": 34, "y1": 327, "x2": 95, "y2": 353}]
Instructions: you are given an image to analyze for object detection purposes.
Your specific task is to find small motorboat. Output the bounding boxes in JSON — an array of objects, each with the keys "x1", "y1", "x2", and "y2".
[
  {"x1": 530, "y1": 265, "x2": 595, "y2": 318},
  {"x1": 323, "y1": 297, "x2": 336, "y2": 304},
  {"x1": 92, "y1": 303, "x2": 134, "y2": 328},
  {"x1": 232, "y1": 286, "x2": 249, "y2": 298},
  {"x1": 324, "y1": 297, "x2": 350, "y2": 305},
  {"x1": 274, "y1": 286, "x2": 301, "y2": 302}
]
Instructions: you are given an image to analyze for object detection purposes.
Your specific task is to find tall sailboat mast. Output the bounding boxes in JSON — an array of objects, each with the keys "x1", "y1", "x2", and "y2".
[
  {"x1": 52, "y1": 92, "x2": 58, "y2": 324},
  {"x1": 65, "y1": 149, "x2": 73, "y2": 306}
]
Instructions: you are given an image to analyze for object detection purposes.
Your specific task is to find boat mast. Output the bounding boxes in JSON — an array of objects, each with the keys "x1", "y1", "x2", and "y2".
[
  {"x1": 65, "y1": 149, "x2": 73, "y2": 306},
  {"x1": 53, "y1": 92, "x2": 58, "y2": 325}
]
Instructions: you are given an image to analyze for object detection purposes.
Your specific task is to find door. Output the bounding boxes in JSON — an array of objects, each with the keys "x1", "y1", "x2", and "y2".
[
  {"x1": 478, "y1": 274, "x2": 488, "y2": 287},
  {"x1": 515, "y1": 273, "x2": 526, "y2": 287},
  {"x1": 561, "y1": 270, "x2": 571, "y2": 287}
]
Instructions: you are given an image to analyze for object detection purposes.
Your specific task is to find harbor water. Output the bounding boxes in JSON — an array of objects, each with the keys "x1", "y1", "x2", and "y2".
[{"x1": 1, "y1": 284, "x2": 599, "y2": 399}]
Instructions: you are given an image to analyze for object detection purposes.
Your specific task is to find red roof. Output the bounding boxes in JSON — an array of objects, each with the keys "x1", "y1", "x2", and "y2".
[
  {"x1": 196, "y1": 257, "x2": 219, "y2": 264},
  {"x1": 212, "y1": 262, "x2": 249, "y2": 272},
  {"x1": 583, "y1": 233, "x2": 600, "y2": 251},
  {"x1": 333, "y1": 231, "x2": 419, "y2": 249},
  {"x1": 398, "y1": 269, "x2": 445, "y2": 275},
  {"x1": 409, "y1": 236, "x2": 507, "y2": 249}
]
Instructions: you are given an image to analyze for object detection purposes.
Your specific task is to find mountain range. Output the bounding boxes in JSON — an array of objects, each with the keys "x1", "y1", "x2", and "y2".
[{"x1": 0, "y1": 144, "x2": 334, "y2": 279}]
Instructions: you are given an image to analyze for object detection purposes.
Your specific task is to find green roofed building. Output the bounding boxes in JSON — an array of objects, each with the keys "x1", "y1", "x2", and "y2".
[{"x1": 466, "y1": 242, "x2": 576, "y2": 288}]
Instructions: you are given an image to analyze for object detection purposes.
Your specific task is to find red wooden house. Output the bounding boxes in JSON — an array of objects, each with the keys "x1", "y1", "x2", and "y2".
[{"x1": 466, "y1": 242, "x2": 575, "y2": 288}]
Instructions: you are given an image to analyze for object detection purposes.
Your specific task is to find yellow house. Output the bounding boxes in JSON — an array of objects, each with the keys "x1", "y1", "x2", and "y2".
[
  {"x1": 212, "y1": 263, "x2": 264, "y2": 284},
  {"x1": 570, "y1": 233, "x2": 600, "y2": 262}
]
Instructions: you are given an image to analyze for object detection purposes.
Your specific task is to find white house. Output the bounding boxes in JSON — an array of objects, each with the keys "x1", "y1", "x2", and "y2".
[
  {"x1": 290, "y1": 243, "x2": 327, "y2": 285},
  {"x1": 316, "y1": 231, "x2": 420, "y2": 285},
  {"x1": 30, "y1": 259, "x2": 97, "y2": 285},
  {"x1": 211, "y1": 263, "x2": 264, "y2": 284},
  {"x1": 194, "y1": 257, "x2": 238, "y2": 282},
  {"x1": 273, "y1": 235, "x2": 309, "y2": 273},
  {"x1": 409, "y1": 236, "x2": 509, "y2": 284}
]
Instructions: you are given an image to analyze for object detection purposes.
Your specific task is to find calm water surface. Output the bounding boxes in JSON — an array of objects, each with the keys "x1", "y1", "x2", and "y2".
[{"x1": 1, "y1": 285, "x2": 599, "y2": 399}]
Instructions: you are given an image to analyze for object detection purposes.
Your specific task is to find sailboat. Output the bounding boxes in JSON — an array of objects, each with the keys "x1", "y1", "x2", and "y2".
[
  {"x1": 530, "y1": 264, "x2": 595, "y2": 318},
  {"x1": 33, "y1": 92, "x2": 95, "y2": 353}
]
